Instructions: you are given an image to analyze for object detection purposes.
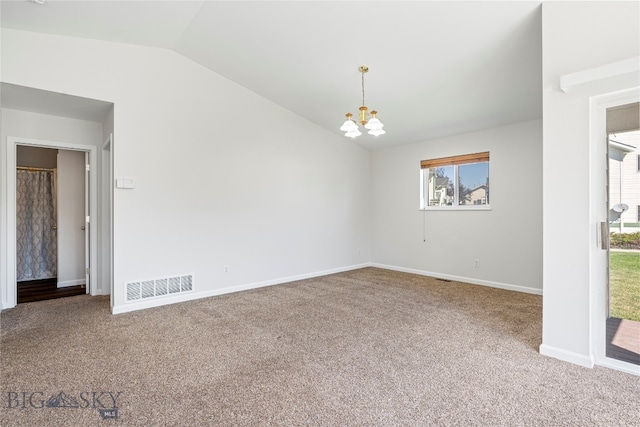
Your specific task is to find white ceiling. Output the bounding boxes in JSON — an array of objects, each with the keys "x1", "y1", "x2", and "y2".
[{"x1": 0, "y1": 1, "x2": 543, "y2": 150}]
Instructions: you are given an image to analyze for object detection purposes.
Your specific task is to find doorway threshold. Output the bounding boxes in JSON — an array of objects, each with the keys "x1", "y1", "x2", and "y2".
[
  {"x1": 606, "y1": 317, "x2": 640, "y2": 366},
  {"x1": 17, "y1": 279, "x2": 86, "y2": 304}
]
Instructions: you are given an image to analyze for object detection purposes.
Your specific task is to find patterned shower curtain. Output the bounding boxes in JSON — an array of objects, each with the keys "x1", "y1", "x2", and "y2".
[{"x1": 16, "y1": 169, "x2": 57, "y2": 281}]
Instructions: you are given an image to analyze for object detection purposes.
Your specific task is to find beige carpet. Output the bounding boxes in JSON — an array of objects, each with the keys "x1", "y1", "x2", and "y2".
[{"x1": 1, "y1": 267, "x2": 638, "y2": 426}]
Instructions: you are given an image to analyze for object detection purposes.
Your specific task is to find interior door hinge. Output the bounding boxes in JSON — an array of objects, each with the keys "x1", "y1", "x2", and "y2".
[
  {"x1": 86, "y1": 216, "x2": 90, "y2": 223},
  {"x1": 86, "y1": 267, "x2": 90, "y2": 275},
  {"x1": 86, "y1": 164, "x2": 90, "y2": 172}
]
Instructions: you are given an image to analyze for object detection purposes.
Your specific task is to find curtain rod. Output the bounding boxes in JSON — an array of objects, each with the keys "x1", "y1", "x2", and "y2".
[{"x1": 16, "y1": 166, "x2": 55, "y2": 172}]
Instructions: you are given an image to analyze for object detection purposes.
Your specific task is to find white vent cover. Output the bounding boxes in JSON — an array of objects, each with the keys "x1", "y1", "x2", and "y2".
[{"x1": 126, "y1": 274, "x2": 193, "y2": 302}]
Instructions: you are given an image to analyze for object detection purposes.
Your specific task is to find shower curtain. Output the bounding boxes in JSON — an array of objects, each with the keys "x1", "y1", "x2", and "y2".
[{"x1": 16, "y1": 169, "x2": 57, "y2": 281}]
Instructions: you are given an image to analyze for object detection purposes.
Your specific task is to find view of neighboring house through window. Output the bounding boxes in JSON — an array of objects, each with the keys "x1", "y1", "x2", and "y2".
[
  {"x1": 420, "y1": 152, "x2": 490, "y2": 209},
  {"x1": 608, "y1": 130, "x2": 640, "y2": 232}
]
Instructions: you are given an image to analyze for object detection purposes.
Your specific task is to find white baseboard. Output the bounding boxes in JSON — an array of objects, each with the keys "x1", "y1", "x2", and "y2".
[
  {"x1": 57, "y1": 279, "x2": 85, "y2": 288},
  {"x1": 539, "y1": 344, "x2": 595, "y2": 368},
  {"x1": 111, "y1": 262, "x2": 543, "y2": 315},
  {"x1": 370, "y1": 263, "x2": 543, "y2": 295},
  {"x1": 111, "y1": 263, "x2": 370, "y2": 315}
]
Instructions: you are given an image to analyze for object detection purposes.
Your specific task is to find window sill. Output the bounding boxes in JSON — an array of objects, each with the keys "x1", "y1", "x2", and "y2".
[{"x1": 420, "y1": 205, "x2": 492, "y2": 211}]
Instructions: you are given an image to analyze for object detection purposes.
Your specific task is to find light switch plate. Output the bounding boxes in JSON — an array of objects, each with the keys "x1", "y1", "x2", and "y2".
[{"x1": 116, "y1": 178, "x2": 135, "y2": 189}]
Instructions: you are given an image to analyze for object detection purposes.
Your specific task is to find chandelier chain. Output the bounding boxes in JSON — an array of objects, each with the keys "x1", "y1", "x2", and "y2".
[{"x1": 361, "y1": 70, "x2": 366, "y2": 107}]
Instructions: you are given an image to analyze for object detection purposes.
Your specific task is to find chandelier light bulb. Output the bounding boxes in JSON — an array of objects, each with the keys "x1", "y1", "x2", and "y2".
[
  {"x1": 365, "y1": 111, "x2": 384, "y2": 131},
  {"x1": 345, "y1": 128, "x2": 362, "y2": 138},
  {"x1": 340, "y1": 113, "x2": 359, "y2": 133}
]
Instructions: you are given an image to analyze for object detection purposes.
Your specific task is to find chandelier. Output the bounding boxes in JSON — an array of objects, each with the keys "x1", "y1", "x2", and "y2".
[{"x1": 339, "y1": 66, "x2": 385, "y2": 138}]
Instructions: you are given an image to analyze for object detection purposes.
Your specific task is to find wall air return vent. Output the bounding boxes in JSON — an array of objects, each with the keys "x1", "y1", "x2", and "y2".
[{"x1": 126, "y1": 275, "x2": 193, "y2": 302}]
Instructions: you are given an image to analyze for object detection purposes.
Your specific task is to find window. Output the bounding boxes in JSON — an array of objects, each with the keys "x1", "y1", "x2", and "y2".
[{"x1": 420, "y1": 152, "x2": 490, "y2": 209}]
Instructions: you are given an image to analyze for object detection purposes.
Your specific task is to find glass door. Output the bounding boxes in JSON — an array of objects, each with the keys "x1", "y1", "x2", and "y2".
[{"x1": 606, "y1": 127, "x2": 640, "y2": 366}]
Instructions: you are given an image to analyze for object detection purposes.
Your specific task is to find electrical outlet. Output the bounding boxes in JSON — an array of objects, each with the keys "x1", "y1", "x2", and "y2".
[
  {"x1": 474, "y1": 259, "x2": 480, "y2": 268},
  {"x1": 224, "y1": 266, "x2": 229, "y2": 274}
]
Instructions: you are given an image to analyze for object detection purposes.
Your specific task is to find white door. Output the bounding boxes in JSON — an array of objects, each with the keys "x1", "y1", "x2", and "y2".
[{"x1": 56, "y1": 150, "x2": 87, "y2": 290}]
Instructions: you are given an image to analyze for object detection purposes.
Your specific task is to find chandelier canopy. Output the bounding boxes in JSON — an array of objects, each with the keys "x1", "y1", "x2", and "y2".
[{"x1": 340, "y1": 66, "x2": 385, "y2": 138}]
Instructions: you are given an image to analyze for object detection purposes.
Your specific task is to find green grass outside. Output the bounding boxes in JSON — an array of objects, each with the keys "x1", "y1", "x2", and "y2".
[{"x1": 609, "y1": 251, "x2": 640, "y2": 322}]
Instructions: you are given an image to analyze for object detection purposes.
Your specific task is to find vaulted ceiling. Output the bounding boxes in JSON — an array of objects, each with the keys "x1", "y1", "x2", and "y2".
[{"x1": 1, "y1": 1, "x2": 543, "y2": 150}]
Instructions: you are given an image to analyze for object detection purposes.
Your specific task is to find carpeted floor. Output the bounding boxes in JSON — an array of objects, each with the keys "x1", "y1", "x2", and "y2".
[{"x1": 1, "y1": 267, "x2": 638, "y2": 426}]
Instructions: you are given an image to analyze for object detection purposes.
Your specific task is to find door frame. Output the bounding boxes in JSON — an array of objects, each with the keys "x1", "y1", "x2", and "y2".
[
  {"x1": 102, "y1": 134, "x2": 114, "y2": 310},
  {"x1": 589, "y1": 87, "x2": 640, "y2": 375},
  {"x1": 4, "y1": 137, "x2": 98, "y2": 308}
]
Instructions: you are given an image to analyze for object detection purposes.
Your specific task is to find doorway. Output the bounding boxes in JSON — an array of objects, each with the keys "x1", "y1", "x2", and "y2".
[
  {"x1": 590, "y1": 89, "x2": 640, "y2": 376},
  {"x1": 5, "y1": 137, "x2": 99, "y2": 309},
  {"x1": 15, "y1": 146, "x2": 89, "y2": 303},
  {"x1": 606, "y1": 121, "x2": 640, "y2": 366}
]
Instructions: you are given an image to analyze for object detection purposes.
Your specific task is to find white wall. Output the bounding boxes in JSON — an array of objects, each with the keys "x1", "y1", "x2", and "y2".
[
  {"x1": 371, "y1": 120, "x2": 542, "y2": 293},
  {"x1": 541, "y1": 1, "x2": 640, "y2": 366},
  {"x1": 1, "y1": 108, "x2": 103, "y2": 147},
  {"x1": 0, "y1": 29, "x2": 371, "y2": 313},
  {"x1": 56, "y1": 149, "x2": 86, "y2": 287},
  {"x1": 17, "y1": 146, "x2": 57, "y2": 169}
]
